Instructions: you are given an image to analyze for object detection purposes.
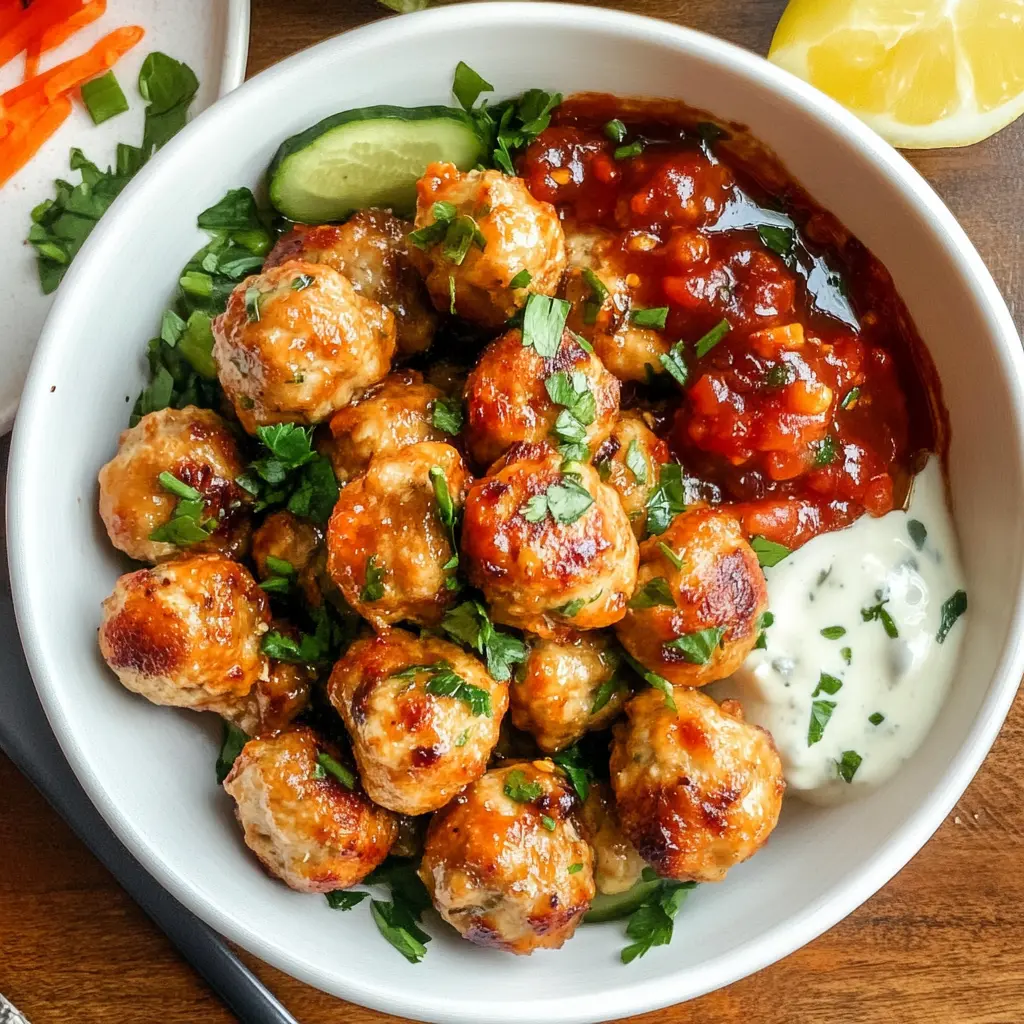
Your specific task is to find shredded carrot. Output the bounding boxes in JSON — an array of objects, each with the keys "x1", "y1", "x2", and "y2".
[
  {"x1": 37, "y1": 0, "x2": 105, "y2": 53},
  {"x1": 1, "y1": 25, "x2": 144, "y2": 111},
  {"x1": 0, "y1": 0, "x2": 28, "y2": 39},
  {"x1": 24, "y1": 42, "x2": 40, "y2": 79},
  {"x1": 3, "y1": 91, "x2": 49, "y2": 128},
  {"x1": 0, "y1": 93, "x2": 72, "y2": 186},
  {"x1": 0, "y1": 0, "x2": 85, "y2": 71}
]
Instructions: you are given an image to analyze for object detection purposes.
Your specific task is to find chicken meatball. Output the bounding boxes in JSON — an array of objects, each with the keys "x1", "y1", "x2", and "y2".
[
  {"x1": 580, "y1": 783, "x2": 646, "y2": 896},
  {"x1": 593, "y1": 411, "x2": 671, "y2": 541},
  {"x1": 464, "y1": 327, "x2": 619, "y2": 469},
  {"x1": 98, "y1": 555, "x2": 270, "y2": 709},
  {"x1": 615, "y1": 508, "x2": 768, "y2": 687},
  {"x1": 409, "y1": 162, "x2": 567, "y2": 328},
  {"x1": 213, "y1": 260, "x2": 396, "y2": 434},
  {"x1": 419, "y1": 761, "x2": 595, "y2": 954},
  {"x1": 98, "y1": 406, "x2": 251, "y2": 563},
  {"x1": 214, "y1": 655, "x2": 314, "y2": 736},
  {"x1": 223, "y1": 726, "x2": 396, "y2": 893},
  {"x1": 321, "y1": 370, "x2": 449, "y2": 483},
  {"x1": 328, "y1": 629, "x2": 508, "y2": 815},
  {"x1": 461, "y1": 443, "x2": 638, "y2": 636},
  {"x1": 610, "y1": 687, "x2": 784, "y2": 882},
  {"x1": 265, "y1": 211, "x2": 436, "y2": 357},
  {"x1": 251, "y1": 510, "x2": 324, "y2": 607},
  {"x1": 563, "y1": 226, "x2": 670, "y2": 383},
  {"x1": 510, "y1": 631, "x2": 629, "y2": 752},
  {"x1": 326, "y1": 442, "x2": 470, "y2": 629}
]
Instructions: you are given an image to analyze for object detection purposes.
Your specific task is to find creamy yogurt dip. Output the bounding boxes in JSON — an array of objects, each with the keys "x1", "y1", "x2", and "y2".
[{"x1": 716, "y1": 457, "x2": 968, "y2": 804}]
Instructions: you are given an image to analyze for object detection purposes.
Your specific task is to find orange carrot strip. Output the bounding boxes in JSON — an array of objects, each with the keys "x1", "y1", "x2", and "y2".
[
  {"x1": 24, "y1": 42, "x2": 40, "y2": 79},
  {"x1": 1, "y1": 25, "x2": 143, "y2": 110},
  {"x1": 0, "y1": 93, "x2": 72, "y2": 186},
  {"x1": 3, "y1": 91, "x2": 49, "y2": 127},
  {"x1": 36, "y1": 0, "x2": 105, "y2": 54},
  {"x1": 0, "y1": 0, "x2": 84, "y2": 71},
  {"x1": 0, "y1": 0, "x2": 27, "y2": 38}
]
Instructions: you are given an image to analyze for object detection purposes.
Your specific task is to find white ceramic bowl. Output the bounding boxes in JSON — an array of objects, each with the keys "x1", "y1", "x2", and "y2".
[{"x1": 9, "y1": 5, "x2": 1024, "y2": 1022}]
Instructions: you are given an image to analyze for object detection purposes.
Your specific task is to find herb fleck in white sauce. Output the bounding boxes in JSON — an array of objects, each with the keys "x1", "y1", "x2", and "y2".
[{"x1": 716, "y1": 457, "x2": 967, "y2": 804}]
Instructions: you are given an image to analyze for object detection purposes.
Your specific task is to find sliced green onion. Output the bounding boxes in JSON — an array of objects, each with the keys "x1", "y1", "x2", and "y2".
[{"x1": 81, "y1": 71, "x2": 129, "y2": 125}]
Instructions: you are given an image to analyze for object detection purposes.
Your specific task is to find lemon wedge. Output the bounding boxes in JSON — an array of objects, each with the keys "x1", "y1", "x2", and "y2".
[{"x1": 768, "y1": 0, "x2": 1024, "y2": 148}]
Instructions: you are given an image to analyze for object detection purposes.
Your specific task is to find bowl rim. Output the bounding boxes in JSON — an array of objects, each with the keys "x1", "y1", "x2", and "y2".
[{"x1": 9, "y1": 4, "x2": 1024, "y2": 1021}]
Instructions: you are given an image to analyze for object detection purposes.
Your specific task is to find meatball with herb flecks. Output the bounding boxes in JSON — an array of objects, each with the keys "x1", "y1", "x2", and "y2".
[
  {"x1": 464, "y1": 327, "x2": 619, "y2": 469},
  {"x1": 98, "y1": 554, "x2": 270, "y2": 710},
  {"x1": 409, "y1": 162, "x2": 566, "y2": 328},
  {"x1": 321, "y1": 370, "x2": 451, "y2": 483},
  {"x1": 213, "y1": 260, "x2": 395, "y2": 434},
  {"x1": 510, "y1": 631, "x2": 629, "y2": 753},
  {"x1": 328, "y1": 629, "x2": 508, "y2": 815},
  {"x1": 580, "y1": 782, "x2": 646, "y2": 896},
  {"x1": 251, "y1": 509, "x2": 324, "y2": 606},
  {"x1": 419, "y1": 761, "x2": 594, "y2": 954},
  {"x1": 98, "y1": 406, "x2": 251, "y2": 564},
  {"x1": 326, "y1": 441, "x2": 470, "y2": 629},
  {"x1": 223, "y1": 726, "x2": 396, "y2": 892},
  {"x1": 610, "y1": 687, "x2": 784, "y2": 882},
  {"x1": 615, "y1": 507, "x2": 768, "y2": 687},
  {"x1": 460, "y1": 443, "x2": 638, "y2": 636}
]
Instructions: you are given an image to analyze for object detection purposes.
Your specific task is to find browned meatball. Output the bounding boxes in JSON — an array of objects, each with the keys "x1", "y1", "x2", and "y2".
[
  {"x1": 328, "y1": 629, "x2": 508, "y2": 815},
  {"x1": 326, "y1": 442, "x2": 470, "y2": 629},
  {"x1": 419, "y1": 761, "x2": 595, "y2": 954},
  {"x1": 464, "y1": 327, "x2": 619, "y2": 468},
  {"x1": 580, "y1": 783, "x2": 646, "y2": 896},
  {"x1": 322, "y1": 370, "x2": 449, "y2": 483},
  {"x1": 265, "y1": 211, "x2": 436, "y2": 357},
  {"x1": 563, "y1": 225, "x2": 670, "y2": 383},
  {"x1": 212, "y1": 260, "x2": 396, "y2": 434},
  {"x1": 510, "y1": 631, "x2": 628, "y2": 753},
  {"x1": 593, "y1": 411, "x2": 671, "y2": 541},
  {"x1": 223, "y1": 726, "x2": 396, "y2": 893},
  {"x1": 610, "y1": 687, "x2": 784, "y2": 882},
  {"x1": 98, "y1": 555, "x2": 270, "y2": 709},
  {"x1": 98, "y1": 406, "x2": 251, "y2": 563},
  {"x1": 214, "y1": 656, "x2": 314, "y2": 736},
  {"x1": 461, "y1": 443, "x2": 638, "y2": 636},
  {"x1": 409, "y1": 162, "x2": 567, "y2": 328},
  {"x1": 251, "y1": 510, "x2": 324, "y2": 607},
  {"x1": 615, "y1": 508, "x2": 767, "y2": 687}
]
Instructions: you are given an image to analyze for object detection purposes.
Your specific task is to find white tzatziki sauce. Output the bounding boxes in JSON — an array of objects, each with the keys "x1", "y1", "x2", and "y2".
[{"x1": 715, "y1": 457, "x2": 967, "y2": 804}]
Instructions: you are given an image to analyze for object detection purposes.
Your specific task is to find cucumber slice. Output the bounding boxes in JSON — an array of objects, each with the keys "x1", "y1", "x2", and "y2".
[
  {"x1": 268, "y1": 105, "x2": 486, "y2": 223},
  {"x1": 583, "y1": 877, "x2": 661, "y2": 924}
]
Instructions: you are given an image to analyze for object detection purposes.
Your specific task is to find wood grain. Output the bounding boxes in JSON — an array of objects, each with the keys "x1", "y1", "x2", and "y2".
[{"x1": 2, "y1": 2, "x2": 1023, "y2": 1022}]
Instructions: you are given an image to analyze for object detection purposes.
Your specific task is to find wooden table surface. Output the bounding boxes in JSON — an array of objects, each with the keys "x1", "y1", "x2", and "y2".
[{"x1": 3, "y1": 1, "x2": 1024, "y2": 1022}]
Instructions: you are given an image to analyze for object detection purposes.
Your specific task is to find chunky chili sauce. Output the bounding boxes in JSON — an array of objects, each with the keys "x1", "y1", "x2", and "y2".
[{"x1": 517, "y1": 94, "x2": 945, "y2": 550}]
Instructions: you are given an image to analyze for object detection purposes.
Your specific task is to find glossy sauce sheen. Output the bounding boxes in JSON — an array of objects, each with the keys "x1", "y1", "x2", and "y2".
[
  {"x1": 715, "y1": 458, "x2": 967, "y2": 803},
  {"x1": 519, "y1": 95, "x2": 945, "y2": 549}
]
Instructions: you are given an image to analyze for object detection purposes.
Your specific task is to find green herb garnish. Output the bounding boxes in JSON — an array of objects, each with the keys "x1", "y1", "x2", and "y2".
[
  {"x1": 807, "y1": 699, "x2": 837, "y2": 746},
  {"x1": 315, "y1": 752, "x2": 356, "y2": 790},
  {"x1": 431, "y1": 397, "x2": 464, "y2": 435},
  {"x1": 522, "y1": 292, "x2": 570, "y2": 357},
  {"x1": 81, "y1": 71, "x2": 129, "y2": 125},
  {"x1": 441, "y1": 600, "x2": 527, "y2": 682},
  {"x1": 750, "y1": 536, "x2": 790, "y2": 568},
  {"x1": 325, "y1": 890, "x2": 368, "y2": 911},
  {"x1": 659, "y1": 342, "x2": 688, "y2": 387},
  {"x1": 620, "y1": 870, "x2": 698, "y2": 964},
  {"x1": 620, "y1": 650, "x2": 677, "y2": 711},
  {"x1": 519, "y1": 476, "x2": 594, "y2": 525},
  {"x1": 835, "y1": 750, "x2": 862, "y2": 783},
  {"x1": 552, "y1": 743, "x2": 594, "y2": 802},
  {"x1": 628, "y1": 577, "x2": 676, "y2": 609},
  {"x1": 868, "y1": 712, "x2": 885, "y2": 726},
  {"x1": 820, "y1": 625, "x2": 846, "y2": 640},
  {"x1": 907, "y1": 519, "x2": 927, "y2": 551},
  {"x1": 936, "y1": 590, "x2": 967, "y2": 644},
  {"x1": 603, "y1": 119, "x2": 627, "y2": 143},
  {"x1": 631, "y1": 307, "x2": 669, "y2": 330},
  {"x1": 645, "y1": 463, "x2": 685, "y2": 535},
  {"x1": 812, "y1": 672, "x2": 843, "y2": 696},
  {"x1": 861, "y1": 596, "x2": 899, "y2": 638},
  {"x1": 694, "y1": 319, "x2": 731, "y2": 358},
  {"x1": 614, "y1": 140, "x2": 644, "y2": 160},
  {"x1": 509, "y1": 268, "x2": 532, "y2": 289},
  {"x1": 215, "y1": 720, "x2": 248, "y2": 783},
  {"x1": 663, "y1": 626, "x2": 724, "y2": 665},
  {"x1": 504, "y1": 768, "x2": 543, "y2": 803},
  {"x1": 360, "y1": 554, "x2": 386, "y2": 603}
]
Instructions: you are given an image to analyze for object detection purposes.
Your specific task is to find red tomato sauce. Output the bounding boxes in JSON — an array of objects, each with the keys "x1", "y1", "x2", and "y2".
[{"x1": 518, "y1": 95, "x2": 946, "y2": 550}]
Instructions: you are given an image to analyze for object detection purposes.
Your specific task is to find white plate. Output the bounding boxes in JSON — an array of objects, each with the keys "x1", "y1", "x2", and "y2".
[
  {"x1": 0, "y1": 0, "x2": 250, "y2": 434},
  {"x1": 8, "y1": 5, "x2": 1024, "y2": 1023}
]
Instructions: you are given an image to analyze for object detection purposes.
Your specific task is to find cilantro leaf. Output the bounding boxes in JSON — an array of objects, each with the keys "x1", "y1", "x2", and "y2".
[
  {"x1": 451, "y1": 60, "x2": 494, "y2": 111},
  {"x1": 315, "y1": 752, "x2": 356, "y2": 789},
  {"x1": 431, "y1": 397, "x2": 464, "y2": 435},
  {"x1": 645, "y1": 463, "x2": 685, "y2": 535},
  {"x1": 659, "y1": 342, "x2": 689, "y2": 387},
  {"x1": 325, "y1": 890, "x2": 368, "y2": 911},
  {"x1": 215, "y1": 720, "x2": 248, "y2": 784},
  {"x1": 620, "y1": 651, "x2": 677, "y2": 711},
  {"x1": 521, "y1": 293, "x2": 570, "y2": 357},
  {"x1": 628, "y1": 578, "x2": 676, "y2": 610},
  {"x1": 807, "y1": 699, "x2": 837, "y2": 746},
  {"x1": 624, "y1": 439, "x2": 647, "y2": 484},
  {"x1": 441, "y1": 600, "x2": 526, "y2": 682},
  {"x1": 750, "y1": 535, "x2": 790, "y2": 568},
  {"x1": 552, "y1": 744, "x2": 594, "y2": 802},
  {"x1": 619, "y1": 872, "x2": 697, "y2": 964},
  {"x1": 835, "y1": 750, "x2": 862, "y2": 783},
  {"x1": 663, "y1": 627, "x2": 725, "y2": 665}
]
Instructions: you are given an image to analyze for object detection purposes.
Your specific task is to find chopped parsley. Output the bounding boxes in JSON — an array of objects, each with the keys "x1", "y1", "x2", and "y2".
[
  {"x1": 540, "y1": 814, "x2": 557, "y2": 831},
  {"x1": 751, "y1": 535, "x2": 790, "y2": 568},
  {"x1": 645, "y1": 463, "x2": 686, "y2": 535},
  {"x1": 452, "y1": 60, "x2": 493, "y2": 110},
  {"x1": 556, "y1": 592, "x2": 601, "y2": 618},
  {"x1": 840, "y1": 646, "x2": 852, "y2": 664},
  {"x1": 431, "y1": 396, "x2": 464, "y2": 435},
  {"x1": 441, "y1": 600, "x2": 527, "y2": 682},
  {"x1": 244, "y1": 286, "x2": 262, "y2": 322},
  {"x1": 753, "y1": 609, "x2": 774, "y2": 649},
  {"x1": 758, "y1": 225, "x2": 795, "y2": 258},
  {"x1": 907, "y1": 519, "x2": 927, "y2": 551},
  {"x1": 365, "y1": 859, "x2": 433, "y2": 964},
  {"x1": 519, "y1": 476, "x2": 594, "y2": 525},
  {"x1": 590, "y1": 671, "x2": 628, "y2": 715},
  {"x1": 663, "y1": 626, "x2": 725, "y2": 665},
  {"x1": 521, "y1": 292, "x2": 570, "y2": 357},
  {"x1": 840, "y1": 386, "x2": 861, "y2": 410},
  {"x1": 621, "y1": 650, "x2": 677, "y2": 711},
  {"x1": 820, "y1": 625, "x2": 846, "y2": 640},
  {"x1": 620, "y1": 869, "x2": 697, "y2": 964},
  {"x1": 360, "y1": 554, "x2": 387, "y2": 603},
  {"x1": 657, "y1": 542, "x2": 683, "y2": 571},
  {"x1": 812, "y1": 672, "x2": 843, "y2": 697},
  {"x1": 400, "y1": 661, "x2": 492, "y2": 717},
  {"x1": 614, "y1": 140, "x2": 644, "y2": 160},
  {"x1": 325, "y1": 890, "x2": 368, "y2": 911},
  {"x1": 552, "y1": 743, "x2": 594, "y2": 801},
  {"x1": 694, "y1": 319, "x2": 731, "y2": 358},
  {"x1": 81, "y1": 70, "x2": 129, "y2": 125},
  {"x1": 936, "y1": 590, "x2": 967, "y2": 644},
  {"x1": 624, "y1": 439, "x2": 647, "y2": 484},
  {"x1": 546, "y1": 370, "x2": 597, "y2": 457},
  {"x1": 835, "y1": 750, "x2": 862, "y2": 783},
  {"x1": 814, "y1": 435, "x2": 838, "y2": 467},
  {"x1": 861, "y1": 595, "x2": 899, "y2": 638},
  {"x1": 509, "y1": 268, "x2": 532, "y2": 289},
  {"x1": 631, "y1": 306, "x2": 669, "y2": 330},
  {"x1": 215, "y1": 720, "x2": 248, "y2": 783},
  {"x1": 628, "y1": 577, "x2": 676, "y2": 609},
  {"x1": 659, "y1": 341, "x2": 688, "y2": 388},
  {"x1": 868, "y1": 711, "x2": 885, "y2": 726},
  {"x1": 603, "y1": 119, "x2": 627, "y2": 143},
  {"x1": 314, "y1": 752, "x2": 356, "y2": 790},
  {"x1": 149, "y1": 471, "x2": 215, "y2": 545},
  {"x1": 807, "y1": 699, "x2": 837, "y2": 746},
  {"x1": 504, "y1": 768, "x2": 543, "y2": 803},
  {"x1": 568, "y1": 862, "x2": 584, "y2": 874},
  {"x1": 581, "y1": 267, "x2": 610, "y2": 324}
]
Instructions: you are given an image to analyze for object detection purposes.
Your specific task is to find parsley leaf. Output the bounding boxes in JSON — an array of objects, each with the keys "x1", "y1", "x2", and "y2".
[
  {"x1": 807, "y1": 699, "x2": 837, "y2": 746},
  {"x1": 659, "y1": 341, "x2": 688, "y2": 387},
  {"x1": 325, "y1": 890, "x2": 368, "y2": 911},
  {"x1": 663, "y1": 626, "x2": 725, "y2": 665},
  {"x1": 431, "y1": 397, "x2": 464, "y2": 435},
  {"x1": 628, "y1": 578, "x2": 676, "y2": 610},
  {"x1": 657, "y1": 542, "x2": 683, "y2": 571},
  {"x1": 812, "y1": 672, "x2": 843, "y2": 696},
  {"x1": 215, "y1": 720, "x2": 248, "y2": 784},
  {"x1": 369, "y1": 893, "x2": 431, "y2": 965},
  {"x1": 835, "y1": 750, "x2": 862, "y2": 783},
  {"x1": 360, "y1": 555, "x2": 387, "y2": 603},
  {"x1": 504, "y1": 768, "x2": 543, "y2": 803},
  {"x1": 936, "y1": 590, "x2": 967, "y2": 644},
  {"x1": 861, "y1": 596, "x2": 899, "y2": 638},
  {"x1": 694, "y1": 319, "x2": 731, "y2": 358},
  {"x1": 620, "y1": 651, "x2": 677, "y2": 711},
  {"x1": 631, "y1": 307, "x2": 669, "y2": 330},
  {"x1": 441, "y1": 600, "x2": 527, "y2": 682},
  {"x1": 149, "y1": 471, "x2": 215, "y2": 545},
  {"x1": 750, "y1": 536, "x2": 790, "y2": 568},
  {"x1": 551, "y1": 744, "x2": 594, "y2": 802},
  {"x1": 452, "y1": 60, "x2": 494, "y2": 111},
  {"x1": 645, "y1": 464, "x2": 686, "y2": 535},
  {"x1": 820, "y1": 625, "x2": 846, "y2": 640},
  {"x1": 869, "y1": 711, "x2": 885, "y2": 726},
  {"x1": 590, "y1": 671, "x2": 629, "y2": 715},
  {"x1": 624, "y1": 440, "x2": 647, "y2": 484},
  {"x1": 407, "y1": 662, "x2": 492, "y2": 717},
  {"x1": 519, "y1": 476, "x2": 594, "y2": 525},
  {"x1": 522, "y1": 293, "x2": 570, "y2": 357},
  {"x1": 907, "y1": 519, "x2": 927, "y2": 551},
  {"x1": 620, "y1": 872, "x2": 697, "y2": 964},
  {"x1": 315, "y1": 752, "x2": 356, "y2": 790}
]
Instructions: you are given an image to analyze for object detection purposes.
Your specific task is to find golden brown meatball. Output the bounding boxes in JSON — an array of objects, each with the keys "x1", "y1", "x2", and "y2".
[
  {"x1": 223, "y1": 726, "x2": 396, "y2": 893},
  {"x1": 580, "y1": 783, "x2": 646, "y2": 896},
  {"x1": 615, "y1": 508, "x2": 768, "y2": 687},
  {"x1": 326, "y1": 442, "x2": 470, "y2": 629},
  {"x1": 464, "y1": 327, "x2": 619, "y2": 469},
  {"x1": 212, "y1": 260, "x2": 396, "y2": 434},
  {"x1": 419, "y1": 761, "x2": 595, "y2": 954},
  {"x1": 461, "y1": 443, "x2": 638, "y2": 636},
  {"x1": 409, "y1": 162, "x2": 567, "y2": 328},
  {"x1": 321, "y1": 370, "x2": 449, "y2": 483},
  {"x1": 97, "y1": 406, "x2": 251, "y2": 564},
  {"x1": 610, "y1": 687, "x2": 784, "y2": 883},
  {"x1": 593, "y1": 411, "x2": 671, "y2": 541},
  {"x1": 510, "y1": 631, "x2": 628, "y2": 753},
  {"x1": 265, "y1": 211, "x2": 436, "y2": 357},
  {"x1": 98, "y1": 555, "x2": 270, "y2": 709},
  {"x1": 214, "y1": 656, "x2": 314, "y2": 736},
  {"x1": 328, "y1": 629, "x2": 508, "y2": 815},
  {"x1": 251, "y1": 510, "x2": 324, "y2": 607},
  {"x1": 563, "y1": 226, "x2": 670, "y2": 383}
]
